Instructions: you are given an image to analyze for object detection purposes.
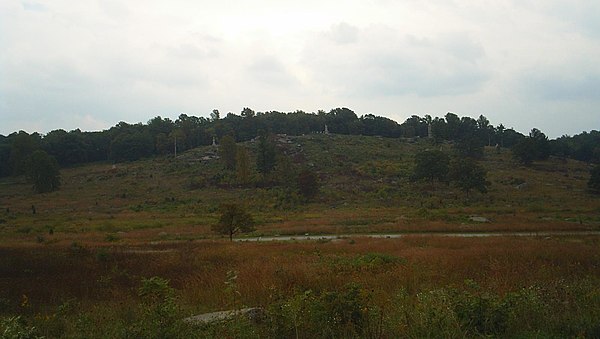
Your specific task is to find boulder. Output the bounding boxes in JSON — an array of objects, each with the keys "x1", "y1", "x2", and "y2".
[{"x1": 183, "y1": 307, "x2": 264, "y2": 325}]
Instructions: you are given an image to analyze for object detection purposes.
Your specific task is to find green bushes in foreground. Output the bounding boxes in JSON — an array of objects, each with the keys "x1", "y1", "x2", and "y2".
[{"x1": 3, "y1": 277, "x2": 600, "y2": 338}]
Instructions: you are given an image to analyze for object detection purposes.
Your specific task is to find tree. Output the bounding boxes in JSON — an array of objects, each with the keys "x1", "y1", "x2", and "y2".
[
  {"x1": 212, "y1": 204, "x2": 256, "y2": 241},
  {"x1": 256, "y1": 130, "x2": 276, "y2": 175},
  {"x1": 109, "y1": 131, "x2": 153, "y2": 162},
  {"x1": 589, "y1": 166, "x2": 600, "y2": 193},
  {"x1": 210, "y1": 109, "x2": 220, "y2": 121},
  {"x1": 529, "y1": 128, "x2": 550, "y2": 160},
  {"x1": 219, "y1": 135, "x2": 237, "y2": 170},
  {"x1": 495, "y1": 124, "x2": 506, "y2": 147},
  {"x1": 412, "y1": 150, "x2": 449, "y2": 183},
  {"x1": 27, "y1": 150, "x2": 61, "y2": 193},
  {"x1": 241, "y1": 107, "x2": 255, "y2": 118},
  {"x1": 455, "y1": 134, "x2": 485, "y2": 159},
  {"x1": 155, "y1": 133, "x2": 171, "y2": 155},
  {"x1": 9, "y1": 131, "x2": 40, "y2": 175},
  {"x1": 512, "y1": 128, "x2": 550, "y2": 165},
  {"x1": 445, "y1": 112, "x2": 461, "y2": 140},
  {"x1": 235, "y1": 146, "x2": 252, "y2": 185},
  {"x1": 297, "y1": 169, "x2": 320, "y2": 200},
  {"x1": 477, "y1": 114, "x2": 492, "y2": 146},
  {"x1": 326, "y1": 107, "x2": 359, "y2": 135},
  {"x1": 449, "y1": 157, "x2": 489, "y2": 194},
  {"x1": 512, "y1": 138, "x2": 536, "y2": 165},
  {"x1": 0, "y1": 135, "x2": 12, "y2": 177}
]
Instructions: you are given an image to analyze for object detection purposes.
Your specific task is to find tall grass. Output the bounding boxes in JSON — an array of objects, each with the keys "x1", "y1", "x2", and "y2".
[{"x1": 1, "y1": 236, "x2": 600, "y2": 337}]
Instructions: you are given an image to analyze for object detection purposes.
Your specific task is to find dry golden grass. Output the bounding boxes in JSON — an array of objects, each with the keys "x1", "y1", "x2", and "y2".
[{"x1": 2, "y1": 235, "x2": 599, "y2": 317}]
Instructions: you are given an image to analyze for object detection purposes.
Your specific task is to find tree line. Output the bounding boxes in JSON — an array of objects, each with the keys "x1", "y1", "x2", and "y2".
[{"x1": 1, "y1": 108, "x2": 599, "y2": 188}]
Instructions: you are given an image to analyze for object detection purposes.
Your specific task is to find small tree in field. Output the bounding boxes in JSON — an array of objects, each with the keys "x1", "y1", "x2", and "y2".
[
  {"x1": 212, "y1": 204, "x2": 255, "y2": 241},
  {"x1": 449, "y1": 157, "x2": 489, "y2": 194},
  {"x1": 411, "y1": 149, "x2": 449, "y2": 183}
]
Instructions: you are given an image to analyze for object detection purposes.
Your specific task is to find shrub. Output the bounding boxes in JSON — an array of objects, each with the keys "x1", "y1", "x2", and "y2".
[
  {"x1": 0, "y1": 316, "x2": 43, "y2": 339},
  {"x1": 265, "y1": 284, "x2": 368, "y2": 338}
]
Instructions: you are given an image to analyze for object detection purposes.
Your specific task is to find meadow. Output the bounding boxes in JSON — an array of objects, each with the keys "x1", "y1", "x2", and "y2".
[{"x1": 1, "y1": 135, "x2": 599, "y2": 337}]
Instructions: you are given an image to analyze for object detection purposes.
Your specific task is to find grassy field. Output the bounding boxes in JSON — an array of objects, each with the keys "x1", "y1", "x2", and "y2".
[{"x1": 1, "y1": 134, "x2": 600, "y2": 337}]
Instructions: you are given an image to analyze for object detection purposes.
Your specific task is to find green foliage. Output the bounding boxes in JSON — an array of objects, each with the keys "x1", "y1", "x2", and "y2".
[
  {"x1": 449, "y1": 157, "x2": 489, "y2": 194},
  {"x1": 235, "y1": 146, "x2": 252, "y2": 185},
  {"x1": 219, "y1": 135, "x2": 237, "y2": 170},
  {"x1": 224, "y1": 270, "x2": 241, "y2": 308},
  {"x1": 136, "y1": 276, "x2": 179, "y2": 337},
  {"x1": 273, "y1": 187, "x2": 301, "y2": 210},
  {"x1": 589, "y1": 165, "x2": 600, "y2": 193},
  {"x1": 154, "y1": 133, "x2": 171, "y2": 155},
  {"x1": 27, "y1": 150, "x2": 61, "y2": 193},
  {"x1": 256, "y1": 131, "x2": 276, "y2": 176},
  {"x1": 512, "y1": 128, "x2": 550, "y2": 165},
  {"x1": 266, "y1": 284, "x2": 368, "y2": 338},
  {"x1": 512, "y1": 137, "x2": 536, "y2": 165},
  {"x1": 297, "y1": 169, "x2": 320, "y2": 201},
  {"x1": 138, "y1": 276, "x2": 176, "y2": 308},
  {"x1": 109, "y1": 131, "x2": 153, "y2": 162},
  {"x1": 9, "y1": 132, "x2": 41, "y2": 176},
  {"x1": 455, "y1": 135, "x2": 485, "y2": 159},
  {"x1": 0, "y1": 316, "x2": 43, "y2": 339},
  {"x1": 211, "y1": 203, "x2": 256, "y2": 241},
  {"x1": 272, "y1": 155, "x2": 296, "y2": 188},
  {"x1": 412, "y1": 149, "x2": 449, "y2": 183},
  {"x1": 393, "y1": 283, "x2": 553, "y2": 338},
  {"x1": 325, "y1": 107, "x2": 360, "y2": 135}
]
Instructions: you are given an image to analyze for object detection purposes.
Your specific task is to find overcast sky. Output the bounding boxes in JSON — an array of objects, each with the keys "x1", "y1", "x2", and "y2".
[{"x1": 1, "y1": 0, "x2": 599, "y2": 138}]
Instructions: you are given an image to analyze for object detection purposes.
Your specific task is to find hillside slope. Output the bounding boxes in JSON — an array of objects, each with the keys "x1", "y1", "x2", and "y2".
[{"x1": 0, "y1": 134, "x2": 598, "y2": 245}]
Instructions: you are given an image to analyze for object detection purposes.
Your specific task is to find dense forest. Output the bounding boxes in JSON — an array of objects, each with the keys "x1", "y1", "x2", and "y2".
[{"x1": 1, "y1": 108, "x2": 599, "y2": 178}]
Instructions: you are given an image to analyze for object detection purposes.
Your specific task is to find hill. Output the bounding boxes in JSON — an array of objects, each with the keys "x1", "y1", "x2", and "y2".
[{"x1": 1, "y1": 133, "x2": 597, "y2": 245}]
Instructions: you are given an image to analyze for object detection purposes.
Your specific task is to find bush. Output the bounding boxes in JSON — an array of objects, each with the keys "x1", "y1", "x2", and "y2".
[
  {"x1": 265, "y1": 284, "x2": 368, "y2": 338},
  {"x1": 0, "y1": 316, "x2": 43, "y2": 339},
  {"x1": 134, "y1": 277, "x2": 181, "y2": 338}
]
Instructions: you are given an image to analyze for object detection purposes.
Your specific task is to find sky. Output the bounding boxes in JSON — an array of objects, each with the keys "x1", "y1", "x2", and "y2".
[{"x1": 1, "y1": 0, "x2": 599, "y2": 138}]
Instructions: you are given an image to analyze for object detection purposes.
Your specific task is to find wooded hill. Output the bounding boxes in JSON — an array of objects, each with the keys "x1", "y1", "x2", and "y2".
[{"x1": 1, "y1": 108, "x2": 599, "y2": 179}]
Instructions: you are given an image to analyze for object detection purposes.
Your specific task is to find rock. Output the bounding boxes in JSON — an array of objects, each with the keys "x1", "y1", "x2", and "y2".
[
  {"x1": 516, "y1": 182, "x2": 528, "y2": 190},
  {"x1": 469, "y1": 216, "x2": 489, "y2": 223},
  {"x1": 183, "y1": 307, "x2": 264, "y2": 325}
]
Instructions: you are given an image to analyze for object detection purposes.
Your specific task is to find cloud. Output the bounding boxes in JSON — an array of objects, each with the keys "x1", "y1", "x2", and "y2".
[
  {"x1": 521, "y1": 1, "x2": 600, "y2": 39},
  {"x1": 21, "y1": 1, "x2": 47, "y2": 12},
  {"x1": 303, "y1": 24, "x2": 489, "y2": 97},
  {"x1": 246, "y1": 56, "x2": 298, "y2": 87},
  {"x1": 519, "y1": 65, "x2": 600, "y2": 102},
  {"x1": 326, "y1": 22, "x2": 359, "y2": 44}
]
